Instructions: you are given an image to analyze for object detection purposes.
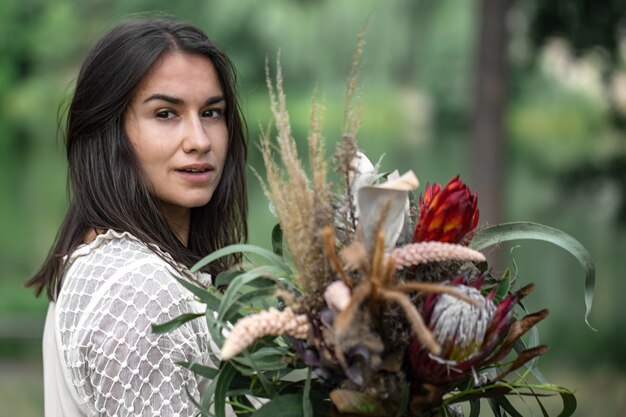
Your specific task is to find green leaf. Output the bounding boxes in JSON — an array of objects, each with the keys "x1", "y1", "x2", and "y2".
[
  {"x1": 513, "y1": 338, "x2": 548, "y2": 385},
  {"x1": 557, "y1": 391, "x2": 577, "y2": 417},
  {"x1": 303, "y1": 368, "x2": 313, "y2": 417},
  {"x1": 215, "y1": 362, "x2": 237, "y2": 417},
  {"x1": 233, "y1": 347, "x2": 291, "y2": 373},
  {"x1": 217, "y1": 266, "x2": 283, "y2": 322},
  {"x1": 271, "y1": 223, "x2": 284, "y2": 257},
  {"x1": 174, "y1": 276, "x2": 221, "y2": 311},
  {"x1": 151, "y1": 312, "x2": 204, "y2": 334},
  {"x1": 494, "y1": 270, "x2": 511, "y2": 303},
  {"x1": 470, "y1": 222, "x2": 596, "y2": 330},
  {"x1": 535, "y1": 392, "x2": 550, "y2": 417},
  {"x1": 394, "y1": 386, "x2": 410, "y2": 417},
  {"x1": 191, "y1": 244, "x2": 289, "y2": 273},
  {"x1": 215, "y1": 270, "x2": 245, "y2": 288},
  {"x1": 221, "y1": 287, "x2": 277, "y2": 323},
  {"x1": 250, "y1": 394, "x2": 304, "y2": 417},
  {"x1": 487, "y1": 398, "x2": 503, "y2": 417},
  {"x1": 243, "y1": 350, "x2": 278, "y2": 397},
  {"x1": 469, "y1": 400, "x2": 481, "y2": 417},
  {"x1": 176, "y1": 361, "x2": 219, "y2": 380},
  {"x1": 495, "y1": 396, "x2": 524, "y2": 417},
  {"x1": 205, "y1": 308, "x2": 225, "y2": 348},
  {"x1": 185, "y1": 383, "x2": 213, "y2": 416}
]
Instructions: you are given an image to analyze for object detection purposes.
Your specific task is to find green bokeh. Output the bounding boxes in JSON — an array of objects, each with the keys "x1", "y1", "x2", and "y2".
[{"x1": 1, "y1": 0, "x2": 625, "y2": 415}]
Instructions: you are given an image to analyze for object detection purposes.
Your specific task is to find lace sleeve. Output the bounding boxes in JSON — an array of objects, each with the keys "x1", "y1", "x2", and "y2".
[{"x1": 83, "y1": 263, "x2": 210, "y2": 417}]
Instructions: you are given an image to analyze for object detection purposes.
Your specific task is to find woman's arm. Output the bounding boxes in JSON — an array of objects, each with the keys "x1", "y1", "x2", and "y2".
[{"x1": 84, "y1": 266, "x2": 210, "y2": 417}]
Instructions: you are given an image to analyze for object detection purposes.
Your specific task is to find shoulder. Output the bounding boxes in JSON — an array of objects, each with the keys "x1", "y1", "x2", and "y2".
[{"x1": 56, "y1": 229, "x2": 210, "y2": 353}]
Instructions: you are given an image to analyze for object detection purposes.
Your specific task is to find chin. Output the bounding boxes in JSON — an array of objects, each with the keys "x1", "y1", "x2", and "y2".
[{"x1": 187, "y1": 193, "x2": 215, "y2": 208}]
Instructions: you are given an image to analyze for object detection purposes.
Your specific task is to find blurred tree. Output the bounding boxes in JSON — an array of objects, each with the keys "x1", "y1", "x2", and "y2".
[
  {"x1": 471, "y1": 0, "x2": 510, "y2": 226},
  {"x1": 525, "y1": 0, "x2": 626, "y2": 224}
]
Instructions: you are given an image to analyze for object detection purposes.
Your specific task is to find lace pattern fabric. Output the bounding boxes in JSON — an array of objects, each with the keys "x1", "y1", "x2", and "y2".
[{"x1": 54, "y1": 230, "x2": 213, "y2": 417}]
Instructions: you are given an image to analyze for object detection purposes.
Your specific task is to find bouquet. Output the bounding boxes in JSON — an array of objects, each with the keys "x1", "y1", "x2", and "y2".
[{"x1": 154, "y1": 33, "x2": 596, "y2": 417}]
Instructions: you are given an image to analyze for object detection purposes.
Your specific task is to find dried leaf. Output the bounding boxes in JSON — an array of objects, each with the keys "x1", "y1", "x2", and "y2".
[
  {"x1": 330, "y1": 389, "x2": 388, "y2": 416},
  {"x1": 488, "y1": 309, "x2": 549, "y2": 365}
]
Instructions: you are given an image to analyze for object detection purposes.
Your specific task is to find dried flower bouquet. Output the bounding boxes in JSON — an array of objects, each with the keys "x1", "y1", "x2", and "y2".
[{"x1": 154, "y1": 31, "x2": 596, "y2": 417}]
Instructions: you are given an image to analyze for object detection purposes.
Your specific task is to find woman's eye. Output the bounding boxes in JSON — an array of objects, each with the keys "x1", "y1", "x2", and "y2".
[
  {"x1": 155, "y1": 109, "x2": 176, "y2": 119},
  {"x1": 202, "y1": 109, "x2": 223, "y2": 119}
]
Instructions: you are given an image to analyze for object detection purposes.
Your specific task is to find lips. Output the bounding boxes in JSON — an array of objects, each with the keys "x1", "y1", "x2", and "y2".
[
  {"x1": 176, "y1": 163, "x2": 214, "y2": 174},
  {"x1": 175, "y1": 163, "x2": 216, "y2": 183}
]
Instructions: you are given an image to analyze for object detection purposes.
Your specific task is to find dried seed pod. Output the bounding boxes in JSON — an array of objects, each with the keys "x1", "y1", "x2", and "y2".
[
  {"x1": 221, "y1": 307, "x2": 309, "y2": 360},
  {"x1": 390, "y1": 241, "x2": 485, "y2": 269}
]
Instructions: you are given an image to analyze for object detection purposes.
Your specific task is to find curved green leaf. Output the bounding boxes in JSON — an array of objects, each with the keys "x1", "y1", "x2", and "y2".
[
  {"x1": 250, "y1": 394, "x2": 303, "y2": 417},
  {"x1": 174, "y1": 277, "x2": 221, "y2": 311},
  {"x1": 303, "y1": 368, "x2": 313, "y2": 417},
  {"x1": 468, "y1": 400, "x2": 480, "y2": 417},
  {"x1": 272, "y1": 223, "x2": 284, "y2": 257},
  {"x1": 470, "y1": 222, "x2": 596, "y2": 330},
  {"x1": 176, "y1": 361, "x2": 219, "y2": 380},
  {"x1": 217, "y1": 266, "x2": 284, "y2": 322},
  {"x1": 557, "y1": 391, "x2": 577, "y2": 417},
  {"x1": 151, "y1": 312, "x2": 204, "y2": 334},
  {"x1": 215, "y1": 362, "x2": 237, "y2": 417},
  {"x1": 191, "y1": 244, "x2": 289, "y2": 273}
]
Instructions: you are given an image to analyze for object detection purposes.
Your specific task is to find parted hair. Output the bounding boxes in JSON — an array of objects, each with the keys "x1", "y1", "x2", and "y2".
[{"x1": 27, "y1": 18, "x2": 248, "y2": 300}]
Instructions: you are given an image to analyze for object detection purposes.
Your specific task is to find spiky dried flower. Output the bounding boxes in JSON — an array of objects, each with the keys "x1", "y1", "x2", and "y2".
[
  {"x1": 259, "y1": 57, "x2": 334, "y2": 301},
  {"x1": 390, "y1": 241, "x2": 486, "y2": 269},
  {"x1": 221, "y1": 307, "x2": 309, "y2": 360}
]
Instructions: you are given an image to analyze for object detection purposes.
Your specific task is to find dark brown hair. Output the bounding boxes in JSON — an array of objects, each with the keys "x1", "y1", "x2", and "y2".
[{"x1": 27, "y1": 18, "x2": 248, "y2": 299}]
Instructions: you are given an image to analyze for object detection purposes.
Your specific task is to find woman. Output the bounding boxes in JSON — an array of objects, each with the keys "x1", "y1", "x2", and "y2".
[{"x1": 26, "y1": 18, "x2": 247, "y2": 416}]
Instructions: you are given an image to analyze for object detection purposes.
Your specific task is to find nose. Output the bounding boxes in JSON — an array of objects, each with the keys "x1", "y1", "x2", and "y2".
[{"x1": 182, "y1": 115, "x2": 211, "y2": 154}]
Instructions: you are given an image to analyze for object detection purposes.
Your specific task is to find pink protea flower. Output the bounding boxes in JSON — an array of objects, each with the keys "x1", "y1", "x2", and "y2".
[
  {"x1": 407, "y1": 277, "x2": 536, "y2": 386},
  {"x1": 413, "y1": 176, "x2": 479, "y2": 244}
]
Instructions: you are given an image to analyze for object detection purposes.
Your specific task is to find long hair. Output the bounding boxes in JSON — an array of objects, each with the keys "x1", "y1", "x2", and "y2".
[{"x1": 27, "y1": 19, "x2": 248, "y2": 300}]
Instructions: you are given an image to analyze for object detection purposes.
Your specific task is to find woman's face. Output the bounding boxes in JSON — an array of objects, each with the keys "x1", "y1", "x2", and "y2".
[{"x1": 125, "y1": 51, "x2": 228, "y2": 222}]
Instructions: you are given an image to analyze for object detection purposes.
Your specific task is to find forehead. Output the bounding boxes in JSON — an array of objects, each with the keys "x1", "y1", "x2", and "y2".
[{"x1": 133, "y1": 51, "x2": 223, "y2": 100}]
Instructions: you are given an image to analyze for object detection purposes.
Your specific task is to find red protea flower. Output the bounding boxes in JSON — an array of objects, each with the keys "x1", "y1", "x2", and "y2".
[
  {"x1": 407, "y1": 277, "x2": 543, "y2": 387},
  {"x1": 413, "y1": 176, "x2": 479, "y2": 244}
]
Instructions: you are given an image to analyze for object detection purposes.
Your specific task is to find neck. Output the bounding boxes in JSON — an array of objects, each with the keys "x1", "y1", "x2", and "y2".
[{"x1": 161, "y1": 205, "x2": 191, "y2": 247}]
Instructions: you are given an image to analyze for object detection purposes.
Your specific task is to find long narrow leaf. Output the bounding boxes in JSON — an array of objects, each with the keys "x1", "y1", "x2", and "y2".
[
  {"x1": 151, "y1": 312, "x2": 204, "y2": 334},
  {"x1": 302, "y1": 368, "x2": 313, "y2": 417},
  {"x1": 191, "y1": 244, "x2": 289, "y2": 273},
  {"x1": 557, "y1": 391, "x2": 577, "y2": 417},
  {"x1": 250, "y1": 394, "x2": 303, "y2": 417},
  {"x1": 470, "y1": 222, "x2": 596, "y2": 330},
  {"x1": 272, "y1": 224, "x2": 284, "y2": 257},
  {"x1": 174, "y1": 277, "x2": 221, "y2": 311},
  {"x1": 217, "y1": 266, "x2": 284, "y2": 321},
  {"x1": 496, "y1": 396, "x2": 524, "y2": 417},
  {"x1": 215, "y1": 362, "x2": 237, "y2": 417},
  {"x1": 469, "y1": 400, "x2": 481, "y2": 417},
  {"x1": 221, "y1": 287, "x2": 277, "y2": 323},
  {"x1": 177, "y1": 361, "x2": 219, "y2": 380},
  {"x1": 185, "y1": 384, "x2": 213, "y2": 417},
  {"x1": 487, "y1": 398, "x2": 503, "y2": 417},
  {"x1": 233, "y1": 347, "x2": 291, "y2": 372},
  {"x1": 534, "y1": 391, "x2": 550, "y2": 417}
]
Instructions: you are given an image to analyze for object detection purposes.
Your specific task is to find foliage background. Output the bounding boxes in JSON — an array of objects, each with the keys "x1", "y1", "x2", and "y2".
[{"x1": 1, "y1": 0, "x2": 625, "y2": 415}]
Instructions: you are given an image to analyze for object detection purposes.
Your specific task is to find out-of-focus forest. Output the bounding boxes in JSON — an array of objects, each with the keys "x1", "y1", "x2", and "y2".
[{"x1": 1, "y1": 0, "x2": 625, "y2": 415}]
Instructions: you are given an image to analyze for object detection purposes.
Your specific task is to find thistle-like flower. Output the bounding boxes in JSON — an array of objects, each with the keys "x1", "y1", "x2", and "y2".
[
  {"x1": 413, "y1": 176, "x2": 479, "y2": 244},
  {"x1": 408, "y1": 277, "x2": 545, "y2": 387}
]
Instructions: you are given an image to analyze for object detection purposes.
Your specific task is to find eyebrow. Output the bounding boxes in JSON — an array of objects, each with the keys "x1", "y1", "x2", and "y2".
[{"x1": 142, "y1": 93, "x2": 225, "y2": 106}]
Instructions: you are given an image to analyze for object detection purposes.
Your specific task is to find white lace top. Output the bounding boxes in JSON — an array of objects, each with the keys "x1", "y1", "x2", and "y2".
[{"x1": 43, "y1": 230, "x2": 216, "y2": 417}]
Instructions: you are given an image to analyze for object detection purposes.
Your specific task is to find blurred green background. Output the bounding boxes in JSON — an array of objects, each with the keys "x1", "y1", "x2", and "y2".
[{"x1": 2, "y1": 0, "x2": 626, "y2": 415}]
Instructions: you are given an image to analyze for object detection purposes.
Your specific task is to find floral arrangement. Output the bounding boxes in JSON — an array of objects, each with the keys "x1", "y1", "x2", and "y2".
[{"x1": 154, "y1": 33, "x2": 596, "y2": 417}]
